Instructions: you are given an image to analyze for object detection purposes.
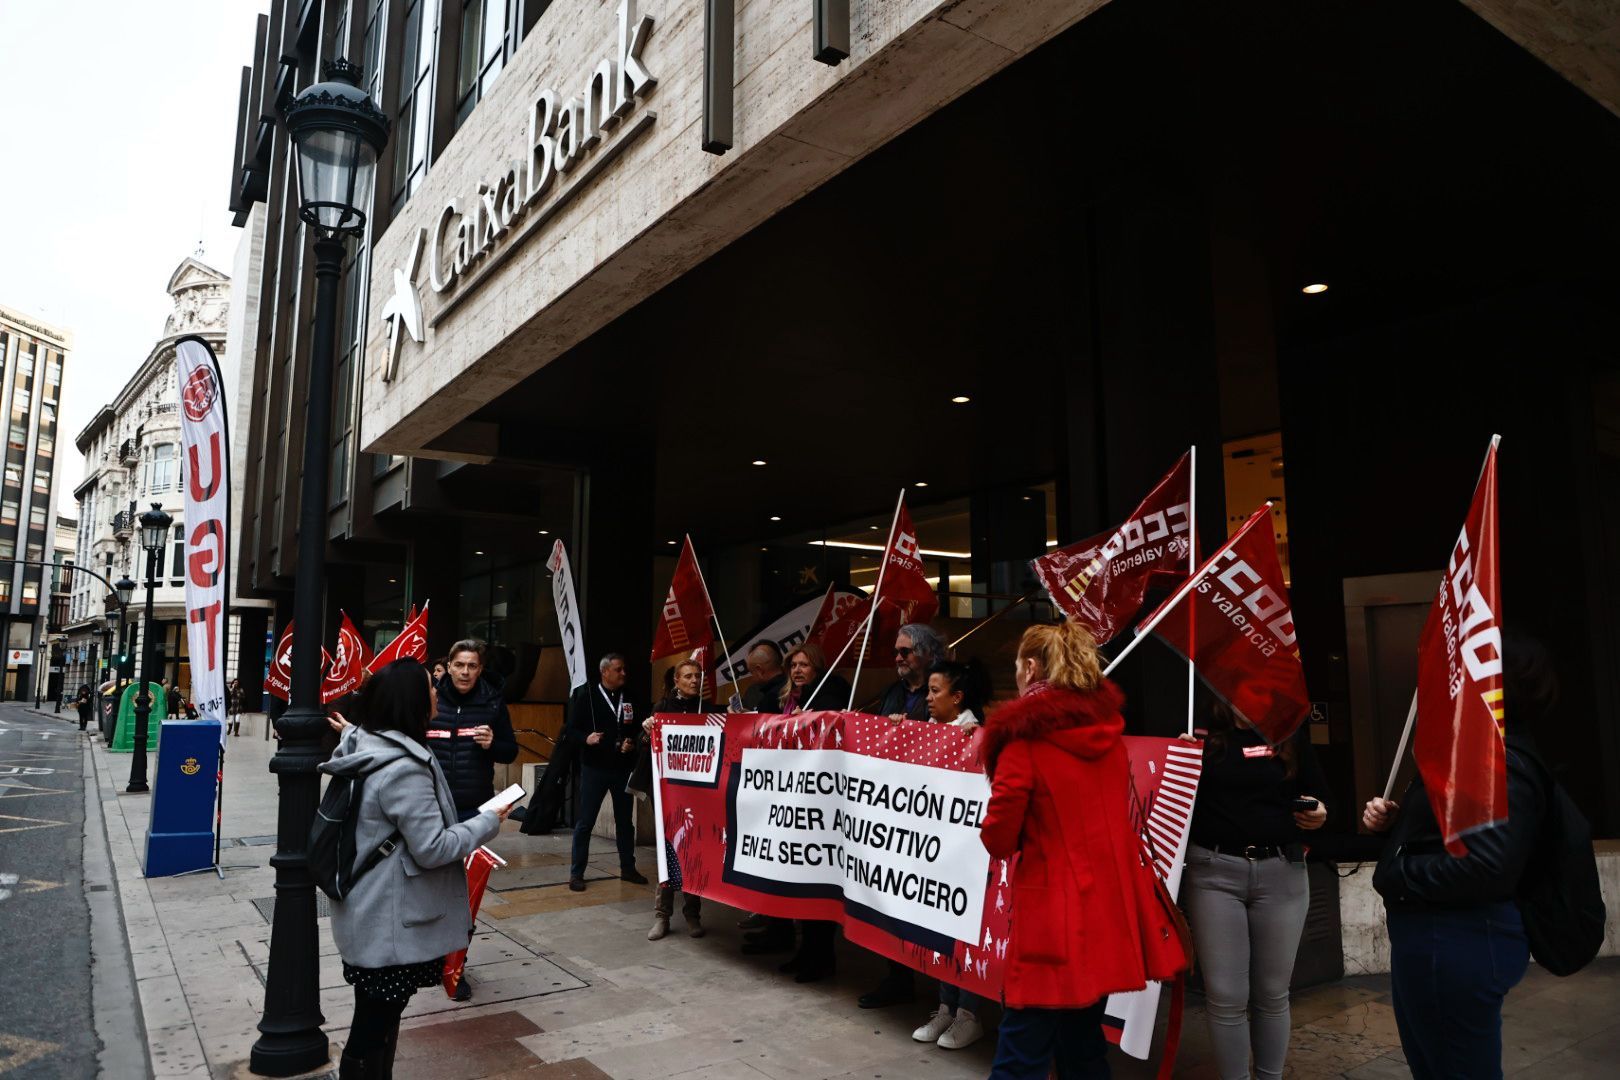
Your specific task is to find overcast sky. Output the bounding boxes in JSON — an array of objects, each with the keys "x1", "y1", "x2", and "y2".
[{"x1": 0, "y1": 1, "x2": 266, "y2": 516}]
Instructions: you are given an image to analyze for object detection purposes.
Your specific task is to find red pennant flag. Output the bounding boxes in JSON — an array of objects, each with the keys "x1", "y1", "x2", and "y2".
[
  {"x1": 322, "y1": 612, "x2": 373, "y2": 704},
  {"x1": 1033, "y1": 453, "x2": 1193, "y2": 644},
  {"x1": 651, "y1": 537, "x2": 716, "y2": 662},
  {"x1": 813, "y1": 498, "x2": 940, "y2": 668},
  {"x1": 1147, "y1": 504, "x2": 1309, "y2": 745},
  {"x1": 444, "y1": 846, "x2": 503, "y2": 997},
  {"x1": 369, "y1": 602, "x2": 431, "y2": 672},
  {"x1": 265, "y1": 621, "x2": 295, "y2": 703},
  {"x1": 1415, "y1": 439, "x2": 1507, "y2": 856}
]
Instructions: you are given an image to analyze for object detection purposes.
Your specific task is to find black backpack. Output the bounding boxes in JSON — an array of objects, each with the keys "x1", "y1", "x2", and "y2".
[
  {"x1": 309, "y1": 764, "x2": 403, "y2": 901},
  {"x1": 1513, "y1": 748, "x2": 1605, "y2": 976}
]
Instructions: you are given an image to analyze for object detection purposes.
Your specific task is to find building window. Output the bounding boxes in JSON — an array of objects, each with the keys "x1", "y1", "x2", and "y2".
[
  {"x1": 0, "y1": 579, "x2": 12, "y2": 604},
  {"x1": 172, "y1": 524, "x2": 184, "y2": 580},
  {"x1": 25, "y1": 541, "x2": 42, "y2": 562},
  {"x1": 0, "y1": 539, "x2": 14, "y2": 560},
  {"x1": 455, "y1": 0, "x2": 509, "y2": 126},
  {"x1": 150, "y1": 443, "x2": 176, "y2": 492},
  {"x1": 21, "y1": 581, "x2": 38, "y2": 604},
  {"x1": 3, "y1": 464, "x2": 19, "y2": 489},
  {"x1": 32, "y1": 467, "x2": 48, "y2": 495},
  {"x1": 12, "y1": 389, "x2": 29, "y2": 412},
  {"x1": 391, "y1": 0, "x2": 437, "y2": 211},
  {"x1": 16, "y1": 350, "x2": 32, "y2": 376},
  {"x1": 8, "y1": 423, "x2": 25, "y2": 453},
  {"x1": 28, "y1": 507, "x2": 45, "y2": 531},
  {"x1": 36, "y1": 430, "x2": 52, "y2": 457},
  {"x1": 0, "y1": 500, "x2": 17, "y2": 526}
]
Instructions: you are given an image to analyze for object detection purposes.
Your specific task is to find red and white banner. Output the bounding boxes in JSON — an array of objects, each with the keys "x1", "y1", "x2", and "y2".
[
  {"x1": 1033, "y1": 453, "x2": 1192, "y2": 644},
  {"x1": 547, "y1": 541, "x2": 588, "y2": 691},
  {"x1": 811, "y1": 500, "x2": 939, "y2": 667},
  {"x1": 1416, "y1": 437, "x2": 1507, "y2": 856},
  {"x1": 264, "y1": 621, "x2": 295, "y2": 703},
  {"x1": 653, "y1": 712, "x2": 1197, "y2": 1057},
  {"x1": 368, "y1": 602, "x2": 431, "y2": 672},
  {"x1": 322, "y1": 611, "x2": 373, "y2": 704},
  {"x1": 443, "y1": 845, "x2": 504, "y2": 997},
  {"x1": 1146, "y1": 504, "x2": 1310, "y2": 746},
  {"x1": 652, "y1": 536, "x2": 717, "y2": 662},
  {"x1": 716, "y1": 588, "x2": 864, "y2": 686},
  {"x1": 175, "y1": 337, "x2": 231, "y2": 738}
]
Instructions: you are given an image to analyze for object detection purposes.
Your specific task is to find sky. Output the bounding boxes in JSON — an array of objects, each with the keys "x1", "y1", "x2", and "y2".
[{"x1": 0, "y1": 1, "x2": 267, "y2": 516}]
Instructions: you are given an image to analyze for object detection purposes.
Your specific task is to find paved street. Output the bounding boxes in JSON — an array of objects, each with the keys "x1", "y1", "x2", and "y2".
[{"x1": 0, "y1": 702, "x2": 1591, "y2": 1080}]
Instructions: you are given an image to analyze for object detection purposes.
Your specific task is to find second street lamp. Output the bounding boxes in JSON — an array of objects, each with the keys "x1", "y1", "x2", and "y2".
[
  {"x1": 127, "y1": 503, "x2": 172, "y2": 794},
  {"x1": 251, "y1": 58, "x2": 388, "y2": 1078}
]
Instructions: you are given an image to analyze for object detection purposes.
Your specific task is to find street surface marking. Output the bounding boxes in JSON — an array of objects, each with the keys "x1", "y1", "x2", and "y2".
[
  {"x1": 0, "y1": 1033, "x2": 62, "y2": 1073},
  {"x1": 0, "y1": 812, "x2": 66, "y2": 835}
]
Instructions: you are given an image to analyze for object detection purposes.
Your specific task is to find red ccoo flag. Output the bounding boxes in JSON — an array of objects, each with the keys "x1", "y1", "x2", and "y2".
[
  {"x1": 1144, "y1": 504, "x2": 1309, "y2": 746},
  {"x1": 1033, "y1": 452, "x2": 1193, "y2": 644},
  {"x1": 369, "y1": 602, "x2": 431, "y2": 671},
  {"x1": 813, "y1": 498, "x2": 940, "y2": 668},
  {"x1": 322, "y1": 612, "x2": 374, "y2": 704},
  {"x1": 652, "y1": 537, "x2": 716, "y2": 662},
  {"x1": 265, "y1": 621, "x2": 295, "y2": 703},
  {"x1": 1415, "y1": 438, "x2": 1507, "y2": 856}
]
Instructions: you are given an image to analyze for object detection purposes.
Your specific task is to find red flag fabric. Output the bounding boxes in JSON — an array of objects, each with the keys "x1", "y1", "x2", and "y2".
[
  {"x1": 443, "y1": 846, "x2": 503, "y2": 997},
  {"x1": 812, "y1": 500, "x2": 941, "y2": 668},
  {"x1": 368, "y1": 603, "x2": 431, "y2": 672},
  {"x1": 1415, "y1": 440, "x2": 1506, "y2": 856},
  {"x1": 651, "y1": 537, "x2": 716, "y2": 661},
  {"x1": 1032, "y1": 453, "x2": 1192, "y2": 644},
  {"x1": 322, "y1": 612, "x2": 373, "y2": 704},
  {"x1": 264, "y1": 621, "x2": 294, "y2": 703},
  {"x1": 1147, "y1": 504, "x2": 1309, "y2": 746}
]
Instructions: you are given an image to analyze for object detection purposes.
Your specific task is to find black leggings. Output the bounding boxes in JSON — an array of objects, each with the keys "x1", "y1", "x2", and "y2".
[{"x1": 347, "y1": 988, "x2": 408, "y2": 1060}]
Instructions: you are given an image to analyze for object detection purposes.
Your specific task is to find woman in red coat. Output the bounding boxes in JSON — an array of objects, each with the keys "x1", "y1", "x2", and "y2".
[{"x1": 980, "y1": 621, "x2": 1186, "y2": 1079}]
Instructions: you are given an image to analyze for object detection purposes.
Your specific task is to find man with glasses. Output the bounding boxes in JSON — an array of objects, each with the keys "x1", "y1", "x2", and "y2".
[{"x1": 859, "y1": 622, "x2": 947, "y2": 1009}]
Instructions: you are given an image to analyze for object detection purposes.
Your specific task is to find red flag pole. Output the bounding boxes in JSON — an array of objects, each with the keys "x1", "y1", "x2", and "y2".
[
  {"x1": 1379, "y1": 433, "x2": 1501, "y2": 802},
  {"x1": 686, "y1": 535, "x2": 739, "y2": 709},
  {"x1": 1103, "y1": 502, "x2": 1273, "y2": 678},
  {"x1": 1185, "y1": 444, "x2": 1199, "y2": 736},
  {"x1": 848, "y1": 490, "x2": 906, "y2": 710},
  {"x1": 806, "y1": 607, "x2": 872, "y2": 705}
]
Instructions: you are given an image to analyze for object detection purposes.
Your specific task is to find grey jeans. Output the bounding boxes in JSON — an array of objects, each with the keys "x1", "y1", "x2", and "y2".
[{"x1": 1182, "y1": 844, "x2": 1309, "y2": 1080}]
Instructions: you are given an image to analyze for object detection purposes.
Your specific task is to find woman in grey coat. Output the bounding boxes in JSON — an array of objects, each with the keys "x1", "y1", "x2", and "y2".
[{"x1": 320, "y1": 659, "x2": 507, "y2": 1078}]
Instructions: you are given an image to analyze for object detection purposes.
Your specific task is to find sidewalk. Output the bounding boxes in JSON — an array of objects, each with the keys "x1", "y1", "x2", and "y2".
[{"x1": 63, "y1": 705, "x2": 1620, "y2": 1079}]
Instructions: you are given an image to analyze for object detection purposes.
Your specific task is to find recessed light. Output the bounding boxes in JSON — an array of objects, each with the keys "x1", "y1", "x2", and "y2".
[
  {"x1": 388, "y1": 578, "x2": 397, "y2": 583},
  {"x1": 666, "y1": 539, "x2": 677, "y2": 545},
  {"x1": 914, "y1": 481, "x2": 928, "y2": 488},
  {"x1": 759, "y1": 547, "x2": 768, "y2": 552},
  {"x1": 538, "y1": 529, "x2": 549, "y2": 535},
  {"x1": 950, "y1": 395, "x2": 971, "y2": 404},
  {"x1": 770, "y1": 515, "x2": 782, "y2": 522},
  {"x1": 751, "y1": 459, "x2": 767, "y2": 466},
  {"x1": 869, "y1": 525, "x2": 879, "y2": 531},
  {"x1": 1301, "y1": 283, "x2": 1329, "y2": 295},
  {"x1": 474, "y1": 550, "x2": 485, "y2": 556}
]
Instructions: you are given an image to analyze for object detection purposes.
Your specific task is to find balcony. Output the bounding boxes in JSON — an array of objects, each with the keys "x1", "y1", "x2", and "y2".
[
  {"x1": 119, "y1": 437, "x2": 139, "y2": 465},
  {"x1": 112, "y1": 510, "x2": 134, "y2": 541}
]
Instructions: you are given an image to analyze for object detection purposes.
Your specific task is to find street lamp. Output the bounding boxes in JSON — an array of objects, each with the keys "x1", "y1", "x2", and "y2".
[
  {"x1": 252, "y1": 58, "x2": 388, "y2": 1079},
  {"x1": 127, "y1": 503, "x2": 172, "y2": 793}
]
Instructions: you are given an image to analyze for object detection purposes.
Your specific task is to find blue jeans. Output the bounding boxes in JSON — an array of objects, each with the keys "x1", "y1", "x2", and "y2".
[
  {"x1": 990, "y1": 1002, "x2": 1109, "y2": 1080},
  {"x1": 571, "y1": 765, "x2": 636, "y2": 878},
  {"x1": 1388, "y1": 902, "x2": 1529, "y2": 1080}
]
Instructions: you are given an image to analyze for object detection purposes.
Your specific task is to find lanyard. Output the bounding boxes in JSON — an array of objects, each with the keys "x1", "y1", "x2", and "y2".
[{"x1": 597, "y1": 684, "x2": 619, "y2": 730}]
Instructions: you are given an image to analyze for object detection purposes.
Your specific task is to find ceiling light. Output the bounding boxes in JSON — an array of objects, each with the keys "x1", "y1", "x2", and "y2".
[
  {"x1": 1301, "y1": 282, "x2": 1329, "y2": 295},
  {"x1": 769, "y1": 516, "x2": 782, "y2": 522},
  {"x1": 538, "y1": 529, "x2": 549, "y2": 535},
  {"x1": 666, "y1": 539, "x2": 677, "y2": 545},
  {"x1": 751, "y1": 459, "x2": 767, "y2": 466},
  {"x1": 868, "y1": 525, "x2": 879, "y2": 530},
  {"x1": 474, "y1": 550, "x2": 485, "y2": 556},
  {"x1": 914, "y1": 481, "x2": 928, "y2": 488},
  {"x1": 388, "y1": 577, "x2": 397, "y2": 583},
  {"x1": 950, "y1": 395, "x2": 971, "y2": 404},
  {"x1": 809, "y1": 539, "x2": 972, "y2": 559}
]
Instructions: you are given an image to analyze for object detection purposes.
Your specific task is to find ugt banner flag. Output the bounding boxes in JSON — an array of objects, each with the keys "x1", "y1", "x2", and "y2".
[
  {"x1": 1032, "y1": 452, "x2": 1192, "y2": 644},
  {"x1": 812, "y1": 499, "x2": 939, "y2": 666},
  {"x1": 322, "y1": 612, "x2": 373, "y2": 703},
  {"x1": 652, "y1": 536, "x2": 716, "y2": 661},
  {"x1": 369, "y1": 602, "x2": 431, "y2": 671},
  {"x1": 1147, "y1": 504, "x2": 1310, "y2": 746},
  {"x1": 546, "y1": 541, "x2": 588, "y2": 690},
  {"x1": 1415, "y1": 437, "x2": 1507, "y2": 856},
  {"x1": 264, "y1": 621, "x2": 294, "y2": 702},
  {"x1": 175, "y1": 337, "x2": 231, "y2": 736}
]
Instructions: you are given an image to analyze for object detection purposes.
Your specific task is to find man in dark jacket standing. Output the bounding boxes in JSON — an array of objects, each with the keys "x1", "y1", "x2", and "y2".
[
  {"x1": 737, "y1": 641, "x2": 787, "y2": 712},
  {"x1": 429, "y1": 640, "x2": 519, "y2": 817},
  {"x1": 566, "y1": 653, "x2": 648, "y2": 892}
]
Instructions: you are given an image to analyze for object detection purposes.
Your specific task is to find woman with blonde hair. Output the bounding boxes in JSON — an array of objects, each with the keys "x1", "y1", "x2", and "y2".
[
  {"x1": 980, "y1": 621, "x2": 1187, "y2": 1079},
  {"x1": 778, "y1": 643, "x2": 850, "y2": 713}
]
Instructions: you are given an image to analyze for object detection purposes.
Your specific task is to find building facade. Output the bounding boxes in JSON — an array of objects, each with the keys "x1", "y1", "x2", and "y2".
[
  {"x1": 227, "y1": 0, "x2": 1620, "y2": 842},
  {"x1": 0, "y1": 303, "x2": 70, "y2": 700},
  {"x1": 63, "y1": 259, "x2": 260, "y2": 708}
]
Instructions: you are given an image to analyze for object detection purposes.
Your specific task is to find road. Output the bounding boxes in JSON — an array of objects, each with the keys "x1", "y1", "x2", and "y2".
[{"x1": 0, "y1": 704, "x2": 99, "y2": 1077}]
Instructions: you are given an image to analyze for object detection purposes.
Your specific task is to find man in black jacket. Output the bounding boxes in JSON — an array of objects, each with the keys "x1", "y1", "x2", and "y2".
[
  {"x1": 566, "y1": 653, "x2": 647, "y2": 891},
  {"x1": 738, "y1": 641, "x2": 787, "y2": 712},
  {"x1": 430, "y1": 640, "x2": 520, "y2": 818}
]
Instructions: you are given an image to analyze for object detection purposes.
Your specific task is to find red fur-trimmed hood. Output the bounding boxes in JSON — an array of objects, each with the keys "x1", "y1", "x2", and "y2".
[{"x1": 982, "y1": 680, "x2": 1126, "y2": 775}]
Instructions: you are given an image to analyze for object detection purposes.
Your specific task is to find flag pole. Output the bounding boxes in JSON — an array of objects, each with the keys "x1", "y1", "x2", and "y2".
[
  {"x1": 947, "y1": 589, "x2": 1038, "y2": 652},
  {"x1": 687, "y1": 536, "x2": 740, "y2": 709},
  {"x1": 1103, "y1": 502, "x2": 1272, "y2": 678},
  {"x1": 848, "y1": 490, "x2": 906, "y2": 710},
  {"x1": 1381, "y1": 690, "x2": 1419, "y2": 802},
  {"x1": 1185, "y1": 445, "x2": 1198, "y2": 736},
  {"x1": 806, "y1": 608, "x2": 872, "y2": 705}
]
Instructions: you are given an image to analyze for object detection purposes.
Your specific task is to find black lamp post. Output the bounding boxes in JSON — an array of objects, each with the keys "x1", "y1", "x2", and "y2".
[
  {"x1": 116, "y1": 575, "x2": 136, "y2": 684},
  {"x1": 127, "y1": 503, "x2": 173, "y2": 793},
  {"x1": 252, "y1": 58, "x2": 388, "y2": 1079}
]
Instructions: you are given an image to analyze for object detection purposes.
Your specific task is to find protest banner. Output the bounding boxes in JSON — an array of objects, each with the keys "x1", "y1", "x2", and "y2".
[
  {"x1": 715, "y1": 588, "x2": 864, "y2": 686},
  {"x1": 653, "y1": 712, "x2": 1196, "y2": 1058}
]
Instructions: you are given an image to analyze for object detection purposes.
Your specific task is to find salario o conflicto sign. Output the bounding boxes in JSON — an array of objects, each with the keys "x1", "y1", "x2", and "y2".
[{"x1": 427, "y1": 0, "x2": 657, "y2": 301}]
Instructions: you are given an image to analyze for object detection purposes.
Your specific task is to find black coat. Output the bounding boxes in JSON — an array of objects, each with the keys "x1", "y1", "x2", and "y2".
[
  {"x1": 876, "y1": 679, "x2": 929, "y2": 720},
  {"x1": 1374, "y1": 732, "x2": 1546, "y2": 911},
  {"x1": 780, "y1": 673, "x2": 852, "y2": 713},
  {"x1": 565, "y1": 681, "x2": 639, "y2": 772},
  {"x1": 428, "y1": 676, "x2": 519, "y2": 812},
  {"x1": 742, "y1": 673, "x2": 787, "y2": 713}
]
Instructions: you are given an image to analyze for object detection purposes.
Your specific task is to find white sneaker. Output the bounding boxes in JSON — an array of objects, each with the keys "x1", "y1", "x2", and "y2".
[
  {"x1": 937, "y1": 1012, "x2": 984, "y2": 1050},
  {"x1": 912, "y1": 1005, "x2": 954, "y2": 1043}
]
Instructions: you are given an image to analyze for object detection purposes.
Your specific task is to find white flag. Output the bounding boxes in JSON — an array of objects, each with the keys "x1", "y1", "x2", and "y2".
[
  {"x1": 175, "y1": 337, "x2": 231, "y2": 742},
  {"x1": 547, "y1": 540, "x2": 587, "y2": 691}
]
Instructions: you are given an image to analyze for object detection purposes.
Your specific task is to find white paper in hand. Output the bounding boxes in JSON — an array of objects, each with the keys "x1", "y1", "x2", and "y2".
[{"x1": 479, "y1": 784, "x2": 526, "y2": 814}]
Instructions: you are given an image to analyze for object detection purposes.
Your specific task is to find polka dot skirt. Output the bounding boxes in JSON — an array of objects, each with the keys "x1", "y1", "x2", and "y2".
[{"x1": 342, "y1": 957, "x2": 444, "y2": 1003}]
